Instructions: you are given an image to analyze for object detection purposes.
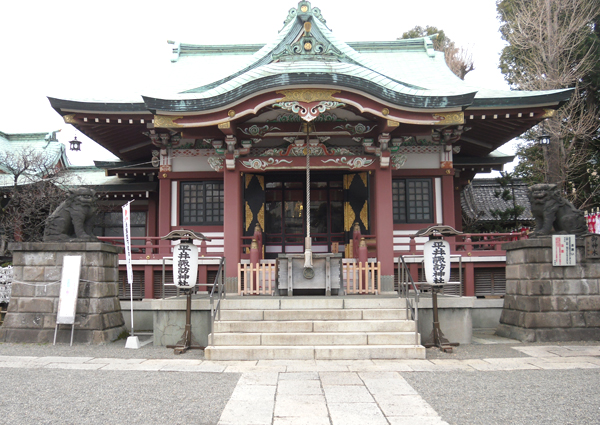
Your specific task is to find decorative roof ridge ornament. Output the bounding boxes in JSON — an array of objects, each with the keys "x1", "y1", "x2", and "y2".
[{"x1": 283, "y1": 1, "x2": 327, "y2": 29}]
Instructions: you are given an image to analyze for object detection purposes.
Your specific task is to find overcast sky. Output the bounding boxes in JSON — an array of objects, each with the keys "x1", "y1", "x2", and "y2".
[{"x1": 0, "y1": 0, "x2": 513, "y2": 171}]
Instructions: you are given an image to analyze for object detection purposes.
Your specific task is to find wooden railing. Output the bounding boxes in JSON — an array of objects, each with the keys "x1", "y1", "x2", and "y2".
[
  {"x1": 394, "y1": 232, "x2": 527, "y2": 257},
  {"x1": 237, "y1": 261, "x2": 277, "y2": 295},
  {"x1": 97, "y1": 235, "x2": 224, "y2": 258},
  {"x1": 343, "y1": 259, "x2": 380, "y2": 295}
]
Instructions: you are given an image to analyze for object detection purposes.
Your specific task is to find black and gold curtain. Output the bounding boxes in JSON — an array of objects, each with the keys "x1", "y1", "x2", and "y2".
[
  {"x1": 343, "y1": 172, "x2": 369, "y2": 239},
  {"x1": 243, "y1": 174, "x2": 265, "y2": 239}
]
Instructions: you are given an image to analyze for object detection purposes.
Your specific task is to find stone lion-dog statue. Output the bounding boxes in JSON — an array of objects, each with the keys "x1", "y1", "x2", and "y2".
[
  {"x1": 528, "y1": 183, "x2": 588, "y2": 237},
  {"x1": 43, "y1": 187, "x2": 99, "y2": 242}
]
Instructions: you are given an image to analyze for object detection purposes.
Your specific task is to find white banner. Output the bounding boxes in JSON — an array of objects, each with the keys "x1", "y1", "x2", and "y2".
[{"x1": 122, "y1": 201, "x2": 134, "y2": 285}]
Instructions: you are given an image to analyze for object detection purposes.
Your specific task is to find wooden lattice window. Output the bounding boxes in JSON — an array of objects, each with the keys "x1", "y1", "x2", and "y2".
[
  {"x1": 180, "y1": 181, "x2": 224, "y2": 225},
  {"x1": 392, "y1": 179, "x2": 433, "y2": 223}
]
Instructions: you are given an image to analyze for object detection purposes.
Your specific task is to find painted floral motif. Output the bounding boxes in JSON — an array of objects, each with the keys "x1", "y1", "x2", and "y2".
[
  {"x1": 208, "y1": 155, "x2": 224, "y2": 172},
  {"x1": 241, "y1": 158, "x2": 293, "y2": 171},
  {"x1": 333, "y1": 123, "x2": 376, "y2": 135},
  {"x1": 238, "y1": 125, "x2": 280, "y2": 137},
  {"x1": 321, "y1": 157, "x2": 374, "y2": 169},
  {"x1": 273, "y1": 101, "x2": 345, "y2": 122},
  {"x1": 259, "y1": 143, "x2": 358, "y2": 157},
  {"x1": 391, "y1": 153, "x2": 407, "y2": 170},
  {"x1": 267, "y1": 112, "x2": 343, "y2": 123}
]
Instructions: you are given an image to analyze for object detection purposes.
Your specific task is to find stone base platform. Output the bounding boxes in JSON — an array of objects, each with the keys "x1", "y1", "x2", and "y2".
[
  {"x1": 496, "y1": 238, "x2": 600, "y2": 342},
  {"x1": 0, "y1": 242, "x2": 127, "y2": 344}
]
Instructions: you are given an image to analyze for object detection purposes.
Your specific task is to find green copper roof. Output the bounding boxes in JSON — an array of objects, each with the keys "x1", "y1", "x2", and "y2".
[{"x1": 146, "y1": 0, "x2": 569, "y2": 112}]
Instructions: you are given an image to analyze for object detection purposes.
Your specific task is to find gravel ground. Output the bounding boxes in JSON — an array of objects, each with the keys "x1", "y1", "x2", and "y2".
[
  {"x1": 402, "y1": 369, "x2": 600, "y2": 425},
  {"x1": 0, "y1": 368, "x2": 240, "y2": 425}
]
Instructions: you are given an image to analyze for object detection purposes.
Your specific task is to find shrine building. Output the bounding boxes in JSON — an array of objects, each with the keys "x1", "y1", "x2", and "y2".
[{"x1": 48, "y1": 1, "x2": 570, "y2": 299}]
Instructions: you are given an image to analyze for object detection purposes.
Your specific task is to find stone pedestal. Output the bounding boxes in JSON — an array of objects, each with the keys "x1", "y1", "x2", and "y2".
[
  {"x1": 496, "y1": 238, "x2": 600, "y2": 342},
  {"x1": 0, "y1": 242, "x2": 127, "y2": 344}
]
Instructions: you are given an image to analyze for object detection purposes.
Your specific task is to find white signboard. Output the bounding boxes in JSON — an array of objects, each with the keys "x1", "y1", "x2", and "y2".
[
  {"x1": 553, "y1": 235, "x2": 576, "y2": 266},
  {"x1": 423, "y1": 239, "x2": 450, "y2": 285},
  {"x1": 173, "y1": 242, "x2": 198, "y2": 288},
  {"x1": 57, "y1": 256, "x2": 82, "y2": 325}
]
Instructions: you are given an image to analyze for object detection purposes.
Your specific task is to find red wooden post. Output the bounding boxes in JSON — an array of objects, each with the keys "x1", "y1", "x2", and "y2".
[
  {"x1": 464, "y1": 262, "x2": 475, "y2": 296},
  {"x1": 223, "y1": 170, "x2": 242, "y2": 283}
]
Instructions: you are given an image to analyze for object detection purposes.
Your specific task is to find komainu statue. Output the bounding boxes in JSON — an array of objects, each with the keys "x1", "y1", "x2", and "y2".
[
  {"x1": 43, "y1": 187, "x2": 99, "y2": 242},
  {"x1": 528, "y1": 183, "x2": 589, "y2": 237}
]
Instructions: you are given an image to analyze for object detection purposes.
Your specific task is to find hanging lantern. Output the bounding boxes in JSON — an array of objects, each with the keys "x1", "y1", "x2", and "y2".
[{"x1": 69, "y1": 136, "x2": 82, "y2": 151}]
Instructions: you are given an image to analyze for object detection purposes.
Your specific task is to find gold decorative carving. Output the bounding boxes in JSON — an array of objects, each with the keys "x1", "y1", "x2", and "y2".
[
  {"x1": 344, "y1": 202, "x2": 356, "y2": 232},
  {"x1": 257, "y1": 204, "x2": 265, "y2": 230},
  {"x1": 245, "y1": 202, "x2": 253, "y2": 232},
  {"x1": 63, "y1": 114, "x2": 77, "y2": 124},
  {"x1": 359, "y1": 172, "x2": 368, "y2": 188},
  {"x1": 304, "y1": 42, "x2": 312, "y2": 51},
  {"x1": 277, "y1": 89, "x2": 341, "y2": 103},
  {"x1": 432, "y1": 112, "x2": 464, "y2": 125},
  {"x1": 218, "y1": 122, "x2": 231, "y2": 129},
  {"x1": 386, "y1": 120, "x2": 399, "y2": 127},
  {"x1": 542, "y1": 109, "x2": 556, "y2": 118},
  {"x1": 245, "y1": 174, "x2": 253, "y2": 189},
  {"x1": 343, "y1": 174, "x2": 354, "y2": 190},
  {"x1": 154, "y1": 115, "x2": 184, "y2": 128},
  {"x1": 257, "y1": 174, "x2": 265, "y2": 191},
  {"x1": 228, "y1": 109, "x2": 236, "y2": 118},
  {"x1": 382, "y1": 108, "x2": 390, "y2": 116},
  {"x1": 301, "y1": 5, "x2": 308, "y2": 12},
  {"x1": 360, "y1": 201, "x2": 369, "y2": 230}
]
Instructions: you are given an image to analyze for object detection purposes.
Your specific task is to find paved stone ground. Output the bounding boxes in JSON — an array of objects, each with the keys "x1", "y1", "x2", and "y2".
[{"x1": 0, "y1": 331, "x2": 599, "y2": 424}]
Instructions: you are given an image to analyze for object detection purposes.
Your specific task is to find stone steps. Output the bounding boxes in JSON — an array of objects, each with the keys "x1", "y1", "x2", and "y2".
[
  {"x1": 212, "y1": 331, "x2": 419, "y2": 346},
  {"x1": 205, "y1": 345, "x2": 425, "y2": 361},
  {"x1": 204, "y1": 297, "x2": 424, "y2": 361}
]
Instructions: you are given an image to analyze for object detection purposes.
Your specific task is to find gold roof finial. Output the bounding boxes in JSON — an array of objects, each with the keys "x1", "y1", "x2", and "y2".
[{"x1": 304, "y1": 21, "x2": 311, "y2": 35}]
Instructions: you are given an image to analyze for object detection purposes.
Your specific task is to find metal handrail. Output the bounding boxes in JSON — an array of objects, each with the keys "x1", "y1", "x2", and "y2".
[
  {"x1": 209, "y1": 257, "x2": 226, "y2": 346},
  {"x1": 398, "y1": 255, "x2": 420, "y2": 345}
]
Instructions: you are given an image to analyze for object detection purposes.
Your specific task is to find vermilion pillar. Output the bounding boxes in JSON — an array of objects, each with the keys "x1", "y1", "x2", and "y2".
[
  {"x1": 441, "y1": 173, "x2": 456, "y2": 226},
  {"x1": 158, "y1": 177, "x2": 172, "y2": 254},
  {"x1": 373, "y1": 166, "x2": 395, "y2": 293},
  {"x1": 223, "y1": 169, "x2": 242, "y2": 290}
]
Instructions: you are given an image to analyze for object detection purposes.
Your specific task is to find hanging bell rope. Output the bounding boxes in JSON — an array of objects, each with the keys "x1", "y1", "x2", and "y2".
[{"x1": 303, "y1": 122, "x2": 314, "y2": 277}]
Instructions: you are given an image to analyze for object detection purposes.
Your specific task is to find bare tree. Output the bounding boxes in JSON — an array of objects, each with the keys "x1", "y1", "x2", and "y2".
[
  {"x1": 399, "y1": 25, "x2": 475, "y2": 80},
  {"x1": 0, "y1": 147, "x2": 73, "y2": 249},
  {"x1": 498, "y1": 0, "x2": 600, "y2": 208}
]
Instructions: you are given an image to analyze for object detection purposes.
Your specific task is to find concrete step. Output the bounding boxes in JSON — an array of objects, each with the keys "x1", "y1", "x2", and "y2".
[
  {"x1": 220, "y1": 297, "x2": 404, "y2": 311},
  {"x1": 213, "y1": 319, "x2": 416, "y2": 333},
  {"x1": 211, "y1": 331, "x2": 419, "y2": 346},
  {"x1": 204, "y1": 344, "x2": 426, "y2": 361},
  {"x1": 217, "y1": 308, "x2": 409, "y2": 321}
]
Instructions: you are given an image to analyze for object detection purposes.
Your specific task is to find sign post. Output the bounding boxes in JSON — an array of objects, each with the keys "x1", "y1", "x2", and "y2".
[
  {"x1": 53, "y1": 255, "x2": 82, "y2": 346},
  {"x1": 418, "y1": 225, "x2": 462, "y2": 353},
  {"x1": 162, "y1": 229, "x2": 211, "y2": 354},
  {"x1": 123, "y1": 200, "x2": 140, "y2": 349}
]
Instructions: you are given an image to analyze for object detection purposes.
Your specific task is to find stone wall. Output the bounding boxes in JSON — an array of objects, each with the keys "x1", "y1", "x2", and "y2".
[
  {"x1": 496, "y1": 238, "x2": 600, "y2": 342},
  {"x1": 0, "y1": 242, "x2": 126, "y2": 344}
]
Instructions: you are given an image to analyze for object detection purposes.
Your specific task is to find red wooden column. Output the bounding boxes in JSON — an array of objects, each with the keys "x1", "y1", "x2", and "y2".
[
  {"x1": 223, "y1": 169, "x2": 242, "y2": 288},
  {"x1": 441, "y1": 172, "x2": 456, "y2": 226},
  {"x1": 157, "y1": 176, "x2": 172, "y2": 254},
  {"x1": 144, "y1": 195, "x2": 158, "y2": 299},
  {"x1": 373, "y1": 166, "x2": 395, "y2": 292}
]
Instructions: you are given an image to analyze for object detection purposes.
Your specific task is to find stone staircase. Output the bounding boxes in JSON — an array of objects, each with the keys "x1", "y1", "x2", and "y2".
[{"x1": 204, "y1": 297, "x2": 425, "y2": 360}]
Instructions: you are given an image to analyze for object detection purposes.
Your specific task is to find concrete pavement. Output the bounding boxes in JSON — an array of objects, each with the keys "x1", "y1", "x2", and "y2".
[{"x1": 1, "y1": 332, "x2": 599, "y2": 424}]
